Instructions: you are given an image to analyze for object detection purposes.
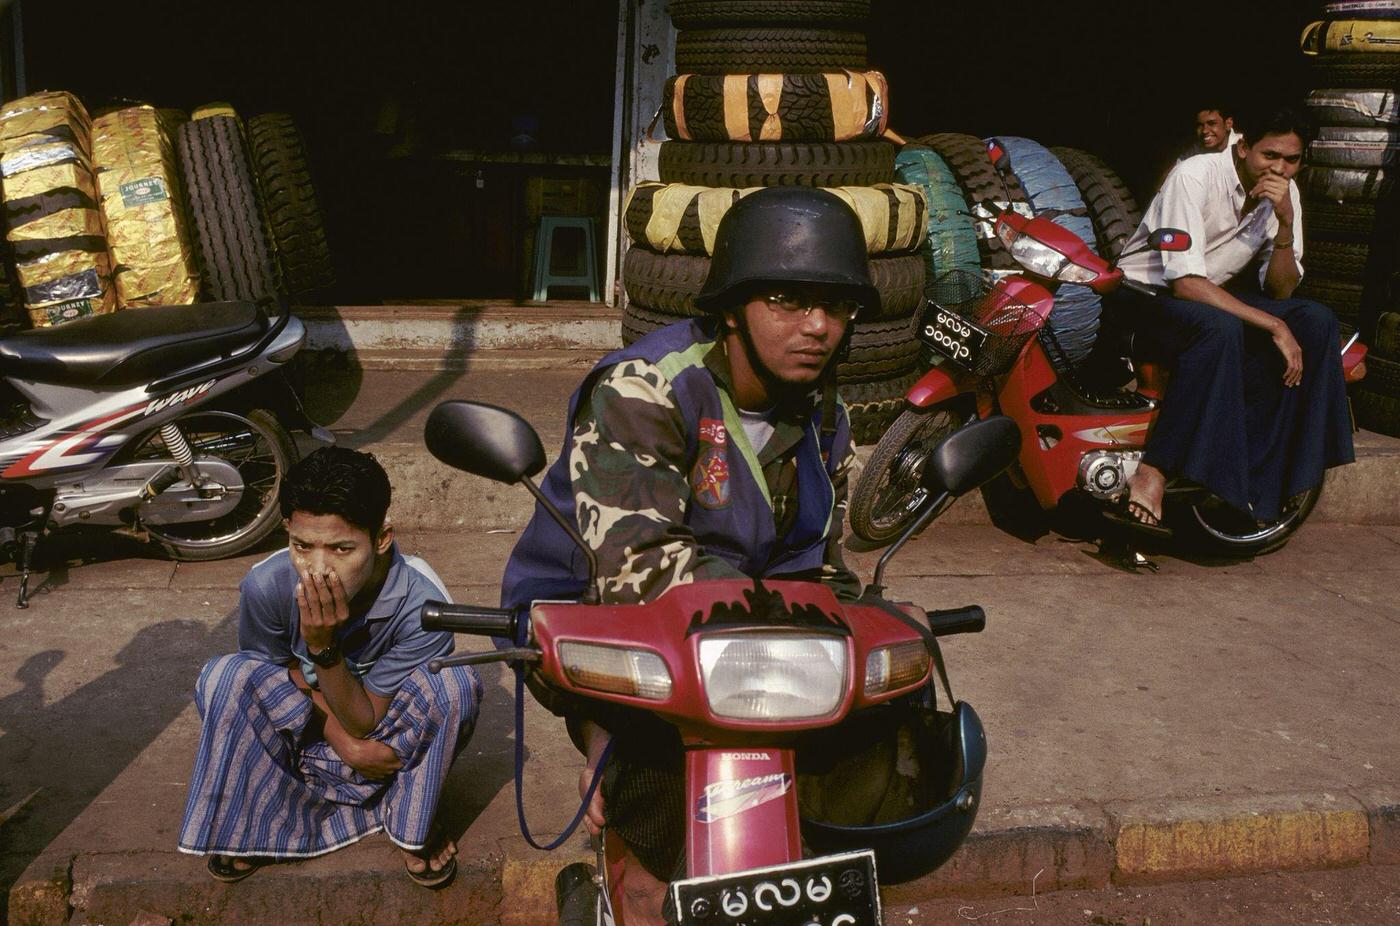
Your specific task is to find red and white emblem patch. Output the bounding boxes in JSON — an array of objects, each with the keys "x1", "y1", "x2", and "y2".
[{"x1": 692, "y1": 418, "x2": 731, "y2": 509}]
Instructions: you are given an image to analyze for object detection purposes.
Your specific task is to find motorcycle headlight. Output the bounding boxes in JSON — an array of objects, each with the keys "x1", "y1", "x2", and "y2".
[
  {"x1": 864, "y1": 640, "x2": 930, "y2": 697},
  {"x1": 1000, "y1": 225, "x2": 1100, "y2": 285},
  {"x1": 698, "y1": 634, "x2": 847, "y2": 721},
  {"x1": 558, "y1": 642, "x2": 673, "y2": 700}
]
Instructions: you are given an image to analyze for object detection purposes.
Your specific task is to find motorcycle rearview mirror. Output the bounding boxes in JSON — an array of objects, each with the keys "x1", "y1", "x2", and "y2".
[
  {"x1": 985, "y1": 139, "x2": 1012, "y2": 175},
  {"x1": 425, "y1": 401, "x2": 600, "y2": 603},
  {"x1": 869, "y1": 416, "x2": 1022, "y2": 594},
  {"x1": 1110, "y1": 227, "x2": 1193, "y2": 268},
  {"x1": 425, "y1": 401, "x2": 546, "y2": 483}
]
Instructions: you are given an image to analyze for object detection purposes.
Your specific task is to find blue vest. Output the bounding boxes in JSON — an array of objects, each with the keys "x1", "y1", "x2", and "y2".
[{"x1": 500, "y1": 319, "x2": 850, "y2": 613}]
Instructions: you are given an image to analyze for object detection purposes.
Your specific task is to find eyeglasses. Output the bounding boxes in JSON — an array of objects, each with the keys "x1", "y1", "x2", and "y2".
[{"x1": 760, "y1": 293, "x2": 862, "y2": 323}]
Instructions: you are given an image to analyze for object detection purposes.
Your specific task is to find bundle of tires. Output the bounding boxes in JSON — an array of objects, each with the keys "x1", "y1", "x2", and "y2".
[
  {"x1": 175, "y1": 107, "x2": 335, "y2": 303},
  {"x1": 1298, "y1": 0, "x2": 1400, "y2": 436},
  {"x1": 620, "y1": 0, "x2": 925, "y2": 444}
]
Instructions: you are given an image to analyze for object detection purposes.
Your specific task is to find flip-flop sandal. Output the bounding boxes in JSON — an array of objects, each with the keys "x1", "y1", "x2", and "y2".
[
  {"x1": 207, "y1": 854, "x2": 267, "y2": 883},
  {"x1": 1103, "y1": 499, "x2": 1173, "y2": 539},
  {"x1": 405, "y1": 854, "x2": 456, "y2": 889}
]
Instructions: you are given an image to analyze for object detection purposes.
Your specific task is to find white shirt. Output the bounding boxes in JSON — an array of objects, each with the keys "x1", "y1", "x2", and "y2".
[
  {"x1": 1175, "y1": 129, "x2": 1244, "y2": 163},
  {"x1": 1120, "y1": 145, "x2": 1304, "y2": 290}
]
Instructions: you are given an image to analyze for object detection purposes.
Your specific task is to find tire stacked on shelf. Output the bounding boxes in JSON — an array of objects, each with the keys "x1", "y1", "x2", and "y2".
[
  {"x1": 621, "y1": 0, "x2": 925, "y2": 444},
  {"x1": 247, "y1": 113, "x2": 336, "y2": 300},
  {"x1": 176, "y1": 113, "x2": 280, "y2": 303},
  {"x1": 1299, "y1": 0, "x2": 1400, "y2": 435}
]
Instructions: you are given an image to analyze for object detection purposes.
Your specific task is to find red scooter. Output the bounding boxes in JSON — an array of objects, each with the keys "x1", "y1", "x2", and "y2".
[
  {"x1": 850, "y1": 164, "x2": 1370, "y2": 559},
  {"x1": 418, "y1": 400, "x2": 1021, "y2": 925}
]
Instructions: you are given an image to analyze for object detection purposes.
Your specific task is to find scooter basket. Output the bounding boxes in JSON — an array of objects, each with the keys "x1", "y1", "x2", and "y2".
[{"x1": 921, "y1": 269, "x2": 1043, "y2": 376}]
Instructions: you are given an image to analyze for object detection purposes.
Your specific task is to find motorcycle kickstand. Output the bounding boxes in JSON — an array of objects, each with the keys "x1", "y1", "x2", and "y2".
[
  {"x1": 15, "y1": 529, "x2": 40, "y2": 608},
  {"x1": 1098, "y1": 534, "x2": 1159, "y2": 573}
]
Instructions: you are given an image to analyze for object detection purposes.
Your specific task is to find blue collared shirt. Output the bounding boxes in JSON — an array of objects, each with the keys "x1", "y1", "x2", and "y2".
[{"x1": 236, "y1": 544, "x2": 454, "y2": 696}]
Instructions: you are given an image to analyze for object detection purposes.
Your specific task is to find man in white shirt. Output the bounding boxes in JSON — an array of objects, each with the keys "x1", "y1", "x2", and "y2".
[
  {"x1": 1177, "y1": 104, "x2": 1241, "y2": 161},
  {"x1": 1114, "y1": 106, "x2": 1354, "y2": 532}
]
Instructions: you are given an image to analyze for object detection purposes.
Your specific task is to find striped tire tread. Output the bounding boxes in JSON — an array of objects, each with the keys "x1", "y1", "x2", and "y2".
[
  {"x1": 839, "y1": 317, "x2": 920, "y2": 383},
  {"x1": 1308, "y1": 56, "x2": 1400, "y2": 89},
  {"x1": 1305, "y1": 199, "x2": 1377, "y2": 240},
  {"x1": 176, "y1": 116, "x2": 279, "y2": 302},
  {"x1": 623, "y1": 248, "x2": 924, "y2": 321},
  {"x1": 657, "y1": 141, "x2": 896, "y2": 187},
  {"x1": 843, "y1": 371, "x2": 918, "y2": 445},
  {"x1": 916, "y1": 132, "x2": 1027, "y2": 269},
  {"x1": 668, "y1": 0, "x2": 871, "y2": 29},
  {"x1": 1295, "y1": 274, "x2": 1364, "y2": 327},
  {"x1": 1374, "y1": 310, "x2": 1400, "y2": 354},
  {"x1": 1050, "y1": 146, "x2": 1143, "y2": 259},
  {"x1": 1305, "y1": 238, "x2": 1371, "y2": 277},
  {"x1": 1354, "y1": 386, "x2": 1400, "y2": 436},
  {"x1": 247, "y1": 113, "x2": 335, "y2": 297},
  {"x1": 674, "y1": 28, "x2": 867, "y2": 74}
]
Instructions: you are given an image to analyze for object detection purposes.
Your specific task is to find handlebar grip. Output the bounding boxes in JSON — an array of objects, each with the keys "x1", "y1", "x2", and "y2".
[
  {"x1": 925, "y1": 605, "x2": 986, "y2": 636},
  {"x1": 421, "y1": 601, "x2": 518, "y2": 638},
  {"x1": 1120, "y1": 278, "x2": 1160, "y2": 298}
]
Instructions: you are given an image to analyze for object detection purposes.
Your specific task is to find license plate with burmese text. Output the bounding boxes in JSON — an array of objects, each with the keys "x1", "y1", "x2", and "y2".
[
  {"x1": 671, "y1": 850, "x2": 880, "y2": 926},
  {"x1": 918, "y1": 305, "x2": 989, "y2": 370}
]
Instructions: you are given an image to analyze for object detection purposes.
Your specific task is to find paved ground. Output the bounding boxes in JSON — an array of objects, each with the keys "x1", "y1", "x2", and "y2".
[
  {"x1": 2, "y1": 360, "x2": 1399, "y2": 924},
  {"x1": 3, "y1": 516, "x2": 1399, "y2": 925}
]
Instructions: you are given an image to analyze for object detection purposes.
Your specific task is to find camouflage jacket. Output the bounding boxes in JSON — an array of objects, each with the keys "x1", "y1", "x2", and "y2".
[{"x1": 569, "y1": 337, "x2": 861, "y2": 605}]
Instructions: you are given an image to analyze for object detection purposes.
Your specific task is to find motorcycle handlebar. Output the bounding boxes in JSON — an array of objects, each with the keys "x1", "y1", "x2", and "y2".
[
  {"x1": 421, "y1": 601, "x2": 518, "y2": 638},
  {"x1": 925, "y1": 605, "x2": 986, "y2": 636},
  {"x1": 1119, "y1": 278, "x2": 1161, "y2": 298}
]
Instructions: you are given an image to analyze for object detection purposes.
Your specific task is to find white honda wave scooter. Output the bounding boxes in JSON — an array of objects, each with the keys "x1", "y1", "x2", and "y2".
[{"x1": 0, "y1": 296, "x2": 328, "y2": 606}]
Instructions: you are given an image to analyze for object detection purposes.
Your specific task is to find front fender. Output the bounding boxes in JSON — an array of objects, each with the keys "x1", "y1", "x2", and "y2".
[{"x1": 906, "y1": 363, "x2": 973, "y2": 408}]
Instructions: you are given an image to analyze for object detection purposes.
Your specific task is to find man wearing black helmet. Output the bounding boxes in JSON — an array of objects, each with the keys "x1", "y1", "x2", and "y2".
[{"x1": 499, "y1": 187, "x2": 893, "y2": 923}]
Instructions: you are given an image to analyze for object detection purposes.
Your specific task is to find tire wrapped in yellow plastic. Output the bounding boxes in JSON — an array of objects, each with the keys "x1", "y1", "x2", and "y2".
[
  {"x1": 661, "y1": 70, "x2": 895, "y2": 143},
  {"x1": 91, "y1": 105, "x2": 200, "y2": 307},
  {"x1": 1301, "y1": 19, "x2": 1400, "y2": 54},
  {"x1": 623, "y1": 180, "x2": 926, "y2": 256}
]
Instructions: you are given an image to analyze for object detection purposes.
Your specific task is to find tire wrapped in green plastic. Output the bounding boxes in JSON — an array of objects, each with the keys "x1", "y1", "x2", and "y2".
[{"x1": 894, "y1": 145, "x2": 981, "y2": 289}]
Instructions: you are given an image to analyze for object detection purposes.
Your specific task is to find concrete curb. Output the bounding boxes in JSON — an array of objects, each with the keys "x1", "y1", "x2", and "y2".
[
  {"x1": 14, "y1": 790, "x2": 1398, "y2": 926},
  {"x1": 358, "y1": 438, "x2": 1400, "y2": 534}
]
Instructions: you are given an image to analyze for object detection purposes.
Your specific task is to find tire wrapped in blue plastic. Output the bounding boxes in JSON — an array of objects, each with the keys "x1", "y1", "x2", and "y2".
[
  {"x1": 895, "y1": 145, "x2": 981, "y2": 291},
  {"x1": 988, "y1": 136, "x2": 1102, "y2": 365}
]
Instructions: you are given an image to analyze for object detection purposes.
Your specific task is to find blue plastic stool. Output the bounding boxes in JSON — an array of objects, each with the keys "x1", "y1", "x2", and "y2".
[{"x1": 531, "y1": 216, "x2": 600, "y2": 302}]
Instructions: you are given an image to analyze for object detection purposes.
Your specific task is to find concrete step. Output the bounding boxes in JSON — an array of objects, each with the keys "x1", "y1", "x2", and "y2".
[
  {"x1": 302, "y1": 367, "x2": 1400, "y2": 534},
  {"x1": 298, "y1": 302, "x2": 620, "y2": 356}
]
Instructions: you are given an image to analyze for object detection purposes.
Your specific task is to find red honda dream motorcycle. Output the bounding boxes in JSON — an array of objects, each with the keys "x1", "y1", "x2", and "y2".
[
  {"x1": 418, "y1": 400, "x2": 1022, "y2": 926},
  {"x1": 850, "y1": 181, "x2": 1370, "y2": 559}
]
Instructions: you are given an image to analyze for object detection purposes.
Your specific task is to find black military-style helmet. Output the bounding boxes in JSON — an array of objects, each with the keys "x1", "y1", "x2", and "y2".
[{"x1": 693, "y1": 186, "x2": 880, "y2": 315}]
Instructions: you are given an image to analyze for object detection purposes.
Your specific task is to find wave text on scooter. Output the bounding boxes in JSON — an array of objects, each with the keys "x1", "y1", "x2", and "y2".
[
  {"x1": 144, "y1": 379, "x2": 217, "y2": 418},
  {"x1": 695, "y1": 772, "x2": 792, "y2": 823}
]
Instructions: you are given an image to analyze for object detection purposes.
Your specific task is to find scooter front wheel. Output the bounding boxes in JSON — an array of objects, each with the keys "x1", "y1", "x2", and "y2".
[
  {"x1": 1185, "y1": 484, "x2": 1323, "y2": 557},
  {"x1": 849, "y1": 402, "x2": 963, "y2": 544},
  {"x1": 134, "y1": 408, "x2": 298, "y2": 561}
]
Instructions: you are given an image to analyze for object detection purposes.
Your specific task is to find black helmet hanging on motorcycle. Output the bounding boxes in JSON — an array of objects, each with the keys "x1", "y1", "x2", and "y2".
[
  {"x1": 693, "y1": 186, "x2": 880, "y2": 315},
  {"x1": 796, "y1": 694, "x2": 987, "y2": 883}
]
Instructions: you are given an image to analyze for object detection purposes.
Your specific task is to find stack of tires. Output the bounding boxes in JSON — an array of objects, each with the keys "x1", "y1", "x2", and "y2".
[
  {"x1": 1298, "y1": 1, "x2": 1400, "y2": 435},
  {"x1": 0, "y1": 91, "x2": 119, "y2": 327},
  {"x1": 620, "y1": 0, "x2": 928, "y2": 443},
  {"x1": 175, "y1": 107, "x2": 335, "y2": 304}
]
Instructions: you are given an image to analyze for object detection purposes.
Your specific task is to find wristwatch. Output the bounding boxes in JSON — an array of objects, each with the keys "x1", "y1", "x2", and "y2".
[{"x1": 306, "y1": 640, "x2": 342, "y2": 668}]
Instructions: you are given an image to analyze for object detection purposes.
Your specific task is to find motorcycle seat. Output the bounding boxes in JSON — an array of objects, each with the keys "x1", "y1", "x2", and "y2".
[{"x1": 0, "y1": 301, "x2": 267, "y2": 386}]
